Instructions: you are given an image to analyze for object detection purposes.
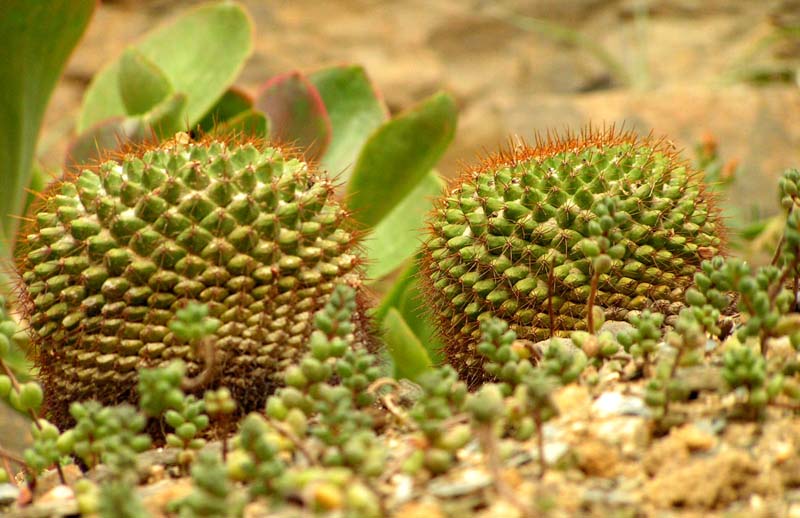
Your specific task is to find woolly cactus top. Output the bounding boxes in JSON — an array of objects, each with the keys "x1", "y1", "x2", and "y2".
[
  {"x1": 421, "y1": 128, "x2": 723, "y2": 384},
  {"x1": 17, "y1": 135, "x2": 364, "y2": 426}
]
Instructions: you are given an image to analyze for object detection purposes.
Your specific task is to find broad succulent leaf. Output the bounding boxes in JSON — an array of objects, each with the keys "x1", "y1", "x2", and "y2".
[
  {"x1": 197, "y1": 88, "x2": 253, "y2": 134},
  {"x1": 347, "y1": 92, "x2": 457, "y2": 229},
  {"x1": 78, "y1": 2, "x2": 253, "y2": 132},
  {"x1": 308, "y1": 65, "x2": 388, "y2": 179},
  {"x1": 255, "y1": 71, "x2": 332, "y2": 162},
  {"x1": 0, "y1": 0, "x2": 94, "y2": 272},
  {"x1": 118, "y1": 48, "x2": 172, "y2": 116},
  {"x1": 364, "y1": 170, "x2": 445, "y2": 279},
  {"x1": 383, "y1": 308, "x2": 434, "y2": 381}
]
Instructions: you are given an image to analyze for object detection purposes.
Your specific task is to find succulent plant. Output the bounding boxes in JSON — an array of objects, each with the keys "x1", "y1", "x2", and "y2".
[
  {"x1": 16, "y1": 134, "x2": 369, "y2": 428},
  {"x1": 421, "y1": 128, "x2": 724, "y2": 383}
]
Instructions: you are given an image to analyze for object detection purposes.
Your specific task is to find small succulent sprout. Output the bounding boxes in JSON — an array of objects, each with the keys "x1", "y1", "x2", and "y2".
[
  {"x1": 408, "y1": 366, "x2": 468, "y2": 475},
  {"x1": 169, "y1": 303, "x2": 220, "y2": 343},
  {"x1": 232, "y1": 413, "x2": 286, "y2": 499},
  {"x1": 165, "y1": 395, "x2": 209, "y2": 468},
  {"x1": 204, "y1": 387, "x2": 237, "y2": 418},
  {"x1": 24, "y1": 419, "x2": 62, "y2": 475},
  {"x1": 539, "y1": 340, "x2": 587, "y2": 384},
  {"x1": 75, "y1": 479, "x2": 100, "y2": 516},
  {"x1": 137, "y1": 361, "x2": 187, "y2": 418},
  {"x1": 65, "y1": 401, "x2": 115, "y2": 469},
  {"x1": 617, "y1": 310, "x2": 664, "y2": 363},
  {"x1": 466, "y1": 384, "x2": 505, "y2": 423},
  {"x1": 722, "y1": 345, "x2": 769, "y2": 410},
  {"x1": 174, "y1": 450, "x2": 241, "y2": 518},
  {"x1": 62, "y1": 404, "x2": 151, "y2": 489},
  {"x1": 98, "y1": 479, "x2": 148, "y2": 518}
]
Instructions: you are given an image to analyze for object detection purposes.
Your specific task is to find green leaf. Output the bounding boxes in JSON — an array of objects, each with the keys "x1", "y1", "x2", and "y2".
[
  {"x1": 197, "y1": 87, "x2": 252, "y2": 133},
  {"x1": 78, "y1": 2, "x2": 253, "y2": 132},
  {"x1": 0, "y1": 0, "x2": 94, "y2": 263},
  {"x1": 364, "y1": 170, "x2": 444, "y2": 279},
  {"x1": 255, "y1": 71, "x2": 332, "y2": 161},
  {"x1": 144, "y1": 92, "x2": 188, "y2": 139},
  {"x1": 212, "y1": 109, "x2": 269, "y2": 139},
  {"x1": 66, "y1": 93, "x2": 187, "y2": 170},
  {"x1": 66, "y1": 118, "x2": 148, "y2": 171},
  {"x1": 308, "y1": 65, "x2": 387, "y2": 179},
  {"x1": 118, "y1": 48, "x2": 172, "y2": 115},
  {"x1": 347, "y1": 92, "x2": 457, "y2": 228},
  {"x1": 383, "y1": 308, "x2": 433, "y2": 381},
  {"x1": 376, "y1": 258, "x2": 444, "y2": 363}
]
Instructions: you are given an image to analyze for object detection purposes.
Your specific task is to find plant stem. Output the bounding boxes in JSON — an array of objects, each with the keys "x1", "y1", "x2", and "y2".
[
  {"x1": 548, "y1": 263, "x2": 555, "y2": 338},
  {"x1": 182, "y1": 338, "x2": 216, "y2": 391},
  {"x1": 478, "y1": 424, "x2": 532, "y2": 517},
  {"x1": 534, "y1": 407, "x2": 546, "y2": 479},
  {"x1": 586, "y1": 271, "x2": 600, "y2": 335}
]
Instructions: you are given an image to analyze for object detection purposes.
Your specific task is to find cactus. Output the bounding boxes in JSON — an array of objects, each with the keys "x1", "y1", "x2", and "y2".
[
  {"x1": 420, "y1": 128, "x2": 724, "y2": 384},
  {"x1": 16, "y1": 134, "x2": 369, "y2": 428}
]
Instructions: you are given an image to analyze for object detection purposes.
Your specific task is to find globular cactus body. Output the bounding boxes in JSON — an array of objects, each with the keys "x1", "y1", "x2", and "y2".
[
  {"x1": 421, "y1": 129, "x2": 723, "y2": 384},
  {"x1": 17, "y1": 135, "x2": 367, "y2": 427}
]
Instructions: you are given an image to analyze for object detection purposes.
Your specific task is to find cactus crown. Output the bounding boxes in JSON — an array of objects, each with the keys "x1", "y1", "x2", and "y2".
[
  {"x1": 421, "y1": 128, "x2": 724, "y2": 384},
  {"x1": 16, "y1": 135, "x2": 366, "y2": 427}
]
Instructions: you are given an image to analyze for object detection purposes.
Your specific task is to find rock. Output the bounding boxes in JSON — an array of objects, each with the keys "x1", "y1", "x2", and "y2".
[
  {"x1": 0, "y1": 483, "x2": 20, "y2": 506},
  {"x1": 774, "y1": 441, "x2": 795, "y2": 464},
  {"x1": 673, "y1": 423, "x2": 717, "y2": 452},
  {"x1": 37, "y1": 485, "x2": 74, "y2": 505},
  {"x1": 395, "y1": 500, "x2": 446, "y2": 518},
  {"x1": 598, "y1": 320, "x2": 635, "y2": 336},
  {"x1": 645, "y1": 449, "x2": 772, "y2": 509},
  {"x1": 428, "y1": 468, "x2": 492, "y2": 497},
  {"x1": 643, "y1": 433, "x2": 690, "y2": 477},
  {"x1": 592, "y1": 391, "x2": 650, "y2": 418},
  {"x1": 574, "y1": 438, "x2": 619, "y2": 477},
  {"x1": 140, "y1": 478, "x2": 193, "y2": 516},
  {"x1": 552, "y1": 384, "x2": 592, "y2": 418},
  {"x1": 593, "y1": 416, "x2": 651, "y2": 457}
]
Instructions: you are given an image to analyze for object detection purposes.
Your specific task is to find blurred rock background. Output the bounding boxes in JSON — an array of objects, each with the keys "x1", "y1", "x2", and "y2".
[
  {"x1": 41, "y1": 0, "x2": 800, "y2": 219},
  {"x1": 7, "y1": 0, "x2": 800, "y2": 455}
]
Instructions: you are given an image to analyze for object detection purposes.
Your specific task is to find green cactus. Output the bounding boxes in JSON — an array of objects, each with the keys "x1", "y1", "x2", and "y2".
[
  {"x1": 421, "y1": 128, "x2": 724, "y2": 383},
  {"x1": 16, "y1": 134, "x2": 369, "y2": 428}
]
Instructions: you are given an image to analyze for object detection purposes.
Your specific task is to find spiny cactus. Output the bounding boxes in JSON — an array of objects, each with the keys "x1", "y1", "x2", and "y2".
[
  {"x1": 421, "y1": 128, "x2": 724, "y2": 384},
  {"x1": 16, "y1": 134, "x2": 369, "y2": 428}
]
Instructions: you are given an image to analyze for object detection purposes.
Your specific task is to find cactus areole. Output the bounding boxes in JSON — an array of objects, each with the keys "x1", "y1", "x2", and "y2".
[
  {"x1": 420, "y1": 128, "x2": 724, "y2": 385},
  {"x1": 17, "y1": 135, "x2": 367, "y2": 427}
]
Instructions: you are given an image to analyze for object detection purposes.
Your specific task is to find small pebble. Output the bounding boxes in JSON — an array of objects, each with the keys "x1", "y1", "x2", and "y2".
[
  {"x1": 148, "y1": 464, "x2": 166, "y2": 483},
  {"x1": 38, "y1": 484, "x2": 75, "y2": 504},
  {"x1": 592, "y1": 391, "x2": 650, "y2": 418},
  {"x1": 0, "y1": 483, "x2": 20, "y2": 506},
  {"x1": 674, "y1": 424, "x2": 716, "y2": 452},
  {"x1": 774, "y1": 441, "x2": 795, "y2": 464}
]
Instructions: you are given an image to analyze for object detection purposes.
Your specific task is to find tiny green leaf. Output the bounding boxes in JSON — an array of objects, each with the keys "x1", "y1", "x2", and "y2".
[{"x1": 347, "y1": 91, "x2": 457, "y2": 228}]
